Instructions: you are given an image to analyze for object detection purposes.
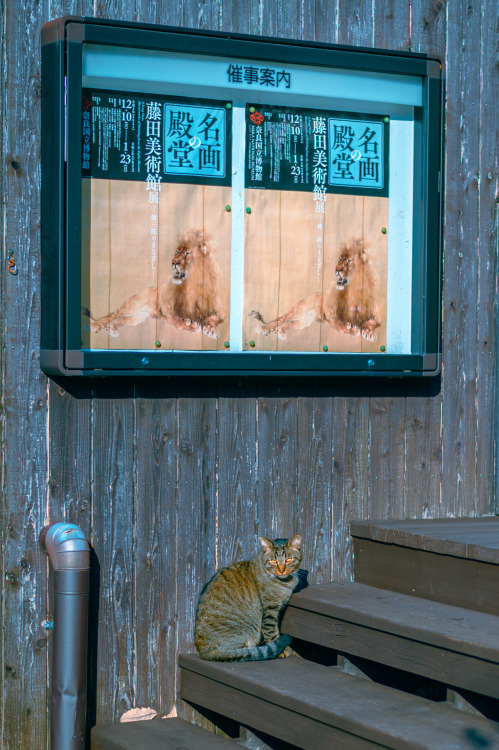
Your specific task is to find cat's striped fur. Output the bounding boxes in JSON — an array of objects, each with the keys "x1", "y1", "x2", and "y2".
[{"x1": 195, "y1": 536, "x2": 302, "y2": 661}]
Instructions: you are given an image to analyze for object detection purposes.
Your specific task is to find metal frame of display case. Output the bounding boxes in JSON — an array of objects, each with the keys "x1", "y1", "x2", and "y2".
[{"x1": 41, "y1": 16, "x2": 444, "y2": 377}]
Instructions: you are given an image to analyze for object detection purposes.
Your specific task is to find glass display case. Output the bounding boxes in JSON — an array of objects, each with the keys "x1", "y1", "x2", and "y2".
[{"x1": 41, "y1": 17, "x2": 443, "y2": 376}]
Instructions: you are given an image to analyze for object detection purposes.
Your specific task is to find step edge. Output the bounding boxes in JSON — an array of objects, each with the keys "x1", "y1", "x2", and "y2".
[
  {"x1": 180, "y1": 657, "x2": 499, "y2": 749},
  {"x1": 91, "y1": 716, "x2": 234, "y2": 747},
  {"x1": 286, "y1": 584, "x2": 499, "y2": 661},
  {"x1": 350, "y1": 522, "x2": 499, "y2": 565}
]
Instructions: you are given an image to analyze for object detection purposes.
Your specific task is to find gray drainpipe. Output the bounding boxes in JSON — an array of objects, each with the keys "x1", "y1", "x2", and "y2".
[{"x1": 40, "y1": 522, "x2": 90, "y2": 750}]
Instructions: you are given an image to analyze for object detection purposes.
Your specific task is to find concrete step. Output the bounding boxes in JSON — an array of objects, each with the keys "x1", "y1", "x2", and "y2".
[
  {"x1": 91, "y1": 716, "x2": 236, "y2": 749},
  {"x1": 179, "y1": 653, "x2": 499, "y2": 750},
  {"x1": 350, "y1": 517, "x2": 499, "y2": 615},
  {"x1": 282, "y1": 581, "x2": 499, "y2": 699}
]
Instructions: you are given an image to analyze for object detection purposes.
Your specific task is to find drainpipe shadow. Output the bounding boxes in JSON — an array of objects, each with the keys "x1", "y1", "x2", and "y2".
[{"x1": 85, "y1": 547, "x2": 100, "y2": 749}]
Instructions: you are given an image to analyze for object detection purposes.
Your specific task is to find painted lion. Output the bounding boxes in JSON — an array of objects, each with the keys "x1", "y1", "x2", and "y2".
[
  {"x1": 89, "y1": 229, "x2": 224, "y2": 339},
  {"x1": 250, "y1": 238, "x2": 381, "y2": 342}
]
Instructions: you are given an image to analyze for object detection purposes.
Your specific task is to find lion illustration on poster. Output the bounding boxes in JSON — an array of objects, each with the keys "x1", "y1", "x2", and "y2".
[
  {"x1": 250, "y1": 238, "x2": 381, "y2": 341},
  {"x1": 88, "y1": 229, "x2": 224, "y2": 339}
]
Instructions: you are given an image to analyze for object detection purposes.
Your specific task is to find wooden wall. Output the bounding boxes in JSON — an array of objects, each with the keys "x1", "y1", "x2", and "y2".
[{"x1": 1, "y1": 1, "x2": 497, "y2": 747}]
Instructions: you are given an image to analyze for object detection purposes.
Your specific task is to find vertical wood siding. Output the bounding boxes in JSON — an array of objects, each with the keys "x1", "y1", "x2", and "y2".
[{"x1": 1, "y1": 0, "x2": 497, "y2": 746}]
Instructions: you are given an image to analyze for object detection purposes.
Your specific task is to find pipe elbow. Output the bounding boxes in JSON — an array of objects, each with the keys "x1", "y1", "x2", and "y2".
[{"x1": 40, "y1": 522, "x2": 90, "y2": 572}]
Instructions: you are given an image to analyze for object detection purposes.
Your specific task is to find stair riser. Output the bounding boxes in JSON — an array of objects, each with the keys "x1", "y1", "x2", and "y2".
[
  {"x1": 282, "y1": 607, "x2": 499, "y2": 699},
  {"x1": 353, "y1": 539, "x2": 499, "y2": 616},
  {"x1": 180, "y1": 668, "x2": 385, "y2": 750}
]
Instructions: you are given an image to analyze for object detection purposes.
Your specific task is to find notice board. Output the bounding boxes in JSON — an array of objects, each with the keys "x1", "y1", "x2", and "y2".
[{"x1": 41, "y1": 17, "x2": 443, "y2": 376}]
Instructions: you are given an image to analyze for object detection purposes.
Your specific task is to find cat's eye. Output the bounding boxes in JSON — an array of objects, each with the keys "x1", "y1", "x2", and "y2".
[
  {"x1": 269, "y1": 560, "x2": 278, "y2": 565},
  {"x1": 285, "y1": 558, "x2": 294, "y2": 563}
]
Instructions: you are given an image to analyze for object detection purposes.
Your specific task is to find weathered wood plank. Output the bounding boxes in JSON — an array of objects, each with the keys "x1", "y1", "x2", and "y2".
[
  {"x1": 301, "y1": 0, "x2": 338, "y2": 44},
  {"x1": 92, "y1": 717, "x2": 237, "y2": 749},
  {"x1": 374, "y1": 0, "x2": 411, "y2": 51},
  {"x1": 352, "y1": 537, "x2": 499, "y2": 615},
  {"x1": 180, "y1": 654, "x2": 499, "y2": 749},
  {"x1": 134, "y1": 387, "x2": 178, "y2": 715},
  {"x1": 217, "y1": 382, "x2": 259, "y2": 570},
  {"x1": 350, "y1": 517, "x2": 499, "y2": 562},
  {"x1": 175, "y1": 387, "x2": 218, "y2": 729},
  {"x1": 476, "y1": 0, "x2": 498, "y2": 514},
  {"x1": 368, "y1": 2, "x2": 411, "y2": 522},
  {"x1": 410, "y1": 0, "x2": 446, "y2": 56},
  {"x1": 404, "y1": 0, "x2": 446, "y2": 524},
  {"x1": 337, "y1": 0, "x2": 374, "y2": 47},
  {"x1": 331, "y1": 393, "x2": 371, "y2": 581},
  {"x1": 92, "y1": 383, "x2": 136, "y2": 723},
  {"x1": 288, "y1": 582, "x2": 499, "y2": 658},
  {"x1": 2, "y1": 0, "x2": 50, "y2": 746},
  {"x1": 367, "y1": 383, "x2": 407, "y2": 520},
  {"x1": 48, "y1": 382, "x2": 92, "y2": 532},
  {"x1": 256, "y1": 388, "x2": 299, "y2": 540},
  {"x1": 440, "y1": 0, "x2": 482, "y2": 515},
  {"x1": 297, "y1": 394, "x2": 333, "y2": 584}
]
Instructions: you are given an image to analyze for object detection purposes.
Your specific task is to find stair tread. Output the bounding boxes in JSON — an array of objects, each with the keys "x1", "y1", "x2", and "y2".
[
  {"x1": 91, "y1": 717, "x2": 235, "y2": 749},
  {"x1": 350, "y1": 517, "x2": 499, "y2": 564},
  {"x1": 180, "y1": 654, "x2": 499, "y2": 750},
  {"x1": 286, "y1": 582, "x2": 499, "y2": 660}
]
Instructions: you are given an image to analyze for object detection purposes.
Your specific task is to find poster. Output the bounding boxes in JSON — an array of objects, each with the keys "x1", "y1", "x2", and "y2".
[
  {"x1": 81, "y1": 92, "x2": 389, "y2": 355},
  {"x1": 81, "y1": 90, "x2": 232, "y2": 352},
  {"x1": 243, "y1": 103, "x2": 389, "y2": 353}
]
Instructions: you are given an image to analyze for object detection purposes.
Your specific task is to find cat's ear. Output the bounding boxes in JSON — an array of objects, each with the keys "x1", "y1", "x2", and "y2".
[
  {"x1": 259, "y1": 537, "x2": 273, "y2": 554},
  {"x1": 288, "y1": 535, "x2": 301, "y2": 550}
]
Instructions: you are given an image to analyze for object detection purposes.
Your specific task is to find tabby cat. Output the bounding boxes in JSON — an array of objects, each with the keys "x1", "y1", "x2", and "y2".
[{"x1": 195, "y1": 535, "x2": 302, "y2": 661}]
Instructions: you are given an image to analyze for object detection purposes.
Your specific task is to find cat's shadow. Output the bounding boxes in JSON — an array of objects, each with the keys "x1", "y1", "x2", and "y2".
[{"x1": 294, "y1": 569, "x2": 309, "y2": 593}]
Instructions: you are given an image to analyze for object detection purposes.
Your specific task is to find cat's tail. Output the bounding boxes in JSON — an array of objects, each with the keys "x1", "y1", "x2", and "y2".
[{"x1": 199, "y1": 634, "x2": 292, "y2": 662}]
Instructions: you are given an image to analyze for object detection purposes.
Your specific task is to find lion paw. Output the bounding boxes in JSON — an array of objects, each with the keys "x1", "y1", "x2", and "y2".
[
  {"x1": 106, "y1": 326, "x2": 120, "y2": 338},
  {"x1": 203, "y1": 324, "x2": 220, "y2": 339},
  {"x1": 361, "y1": 328, "x2": 377, "y2": 342},
  {"x1": 257, "y1": 326, "x2": 270, "y2": 336},
  {"x1": 184, "y1": 319, "x2": 201, "y2": 332}
]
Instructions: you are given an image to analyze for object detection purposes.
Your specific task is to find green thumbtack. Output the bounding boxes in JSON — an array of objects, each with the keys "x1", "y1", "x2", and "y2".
[
  {"x1": 249, "y1": 106, "x2": 256, "y2": 113},
  {"x1": 249, "y1": 340, "x2": 255, "y2": 348},
  {"x1": 224, "y1": 341, "x2": 230, "y2": 349},
  {"x1": 226, "y1": 102, "x2": 232, "y2": 109},
  {"x1": 246, "y1": 207, "x2": 252, "y2": 214},
  {"x1": 381, "y1": 227, "x2": 387, "y2": 234},
  {"x1": 383, "y1": 116, "x2": 390, "y2": 123},
  {"x1": 155, "y1": 340, "x2": 161, "y2": 348},
  {"x1": 380, "y1": 345, "x2": 386, "y2": 352},
  {"x1": 323, "y1": 345, "x2": 328, "y2": 352},
  {"x1": 225, "y1": 205, "x2": 231, "y2": 212}
]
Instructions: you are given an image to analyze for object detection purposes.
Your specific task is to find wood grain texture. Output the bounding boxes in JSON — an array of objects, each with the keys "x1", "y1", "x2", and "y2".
[
  {"x1": 441, "y1": 1, "x2": 482, "y2": 516},
  {"x1": 353, "y1": 538, "x2": 499, "y2": 616},
  {"x1": 476, "y1": 0, "x2": 498, "y2": 513},
  {"x1": 175, "y1": 389, "x2": 218, "y2": 730},
  {"x1": 92, "y1": 383, "x2": 136, "y2": 723},
  {"x1": 217, "y1": 382, "x2": 259, "y2": 569},
  {"x1": 180, "y1": 654, "x2": 499, "y2": 749},
  {"x1": 92, "y1": 717, "x2": 237, "y2": 749},
  {"x1": 2, "y1": 0, "x2": 50, "y2": 746},
  {"x1": 297, "y1": 394, "x2": 333, "y2": 584},
  {"x1": 134, "y1": 388, "x2": 178, "y2": 714},
  {"x1": 2, "y1": 2, "x2": 499, "y2": 748}
]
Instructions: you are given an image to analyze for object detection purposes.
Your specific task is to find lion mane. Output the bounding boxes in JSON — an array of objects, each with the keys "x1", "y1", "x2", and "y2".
[
  {"x1": 89, "y1": 228, "x2": 224, "y2": 339},
  {"x1": 251, "y1": 237, "x2": 381, "y2": 342}
]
